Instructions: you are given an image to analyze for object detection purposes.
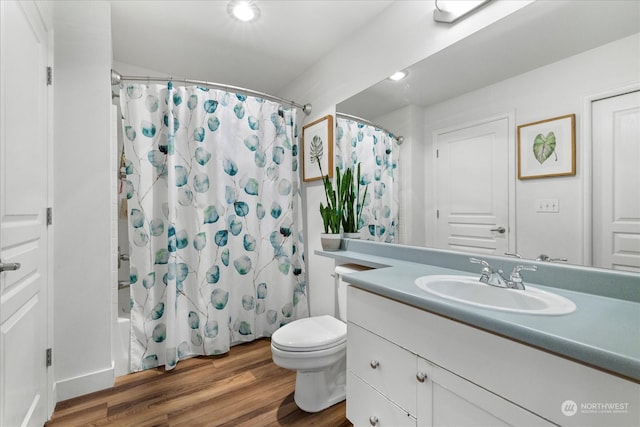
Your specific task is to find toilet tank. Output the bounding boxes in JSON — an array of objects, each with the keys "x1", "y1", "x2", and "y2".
[{"x1": 335, "y1": 264, "x2": 372, "y2": 321}]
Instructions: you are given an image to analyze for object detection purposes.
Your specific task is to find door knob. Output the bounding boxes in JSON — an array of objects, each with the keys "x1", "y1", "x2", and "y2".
[
  {"x1": 0, "y1": 261, "x2": 21, "y2": 272},
  {"x1": 490, "y1": 226, "x2": 506, "y2": 233}
]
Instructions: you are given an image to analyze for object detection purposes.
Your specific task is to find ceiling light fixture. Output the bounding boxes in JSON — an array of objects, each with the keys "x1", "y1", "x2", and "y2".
[
  {"x1": 433, "y1": 0, "x2": 491, "y2": 24},
  {"x1": 228, "y1": 0, "x2": 260, "y2": 23},
  {"x1": 389, "y1": 71, "x2": 408, "y2": 81}
]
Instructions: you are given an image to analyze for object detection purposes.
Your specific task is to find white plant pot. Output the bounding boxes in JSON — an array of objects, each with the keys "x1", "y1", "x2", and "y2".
[
  {"x1": 343, "y1": 232, "x2": 361, "y2": 240},
  {"x1": 320, "y1": 233, "x2": 342, "y2": 251}
]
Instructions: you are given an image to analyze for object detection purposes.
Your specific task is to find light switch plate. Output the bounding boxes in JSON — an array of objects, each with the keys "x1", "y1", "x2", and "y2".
[{"x1": 536, "y1": 198, "x2": 559, "y2": 213}]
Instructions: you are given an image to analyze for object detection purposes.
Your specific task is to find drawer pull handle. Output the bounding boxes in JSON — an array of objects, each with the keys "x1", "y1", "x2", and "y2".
[
  {"x1": 416, "y1": 371, "x2": 427, "y2": 383},
  {"x1": 370, "y1": 360, "x2": 379, "y2": 369},
  {"x1": 369, "y1": 415, "x2": 379, "y2": 426}
]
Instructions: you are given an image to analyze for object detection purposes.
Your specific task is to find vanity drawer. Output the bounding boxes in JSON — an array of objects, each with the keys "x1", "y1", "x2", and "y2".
[
  {"x1": 347, "y1": 322, "x2": 417, "y2": 416},
  {"x1": 347, "y1": 372, "x2": 416, "y2": 427}
]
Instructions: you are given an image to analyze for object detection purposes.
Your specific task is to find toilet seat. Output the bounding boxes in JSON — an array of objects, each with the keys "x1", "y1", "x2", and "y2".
[{"x1": 271, "y1": 315, "x2": 346, "y2": 352}]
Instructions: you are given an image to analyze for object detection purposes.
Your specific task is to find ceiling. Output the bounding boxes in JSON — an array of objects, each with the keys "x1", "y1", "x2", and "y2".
[
  {"x1": 338, "y1": 0, "x2": 640, "y2": 119},
  {"x1": 110, "y1": 0, "x2": 394, "y2": 95},
  {"x1": 111, "y1": 1, "x2": 639, "y2": 119}
]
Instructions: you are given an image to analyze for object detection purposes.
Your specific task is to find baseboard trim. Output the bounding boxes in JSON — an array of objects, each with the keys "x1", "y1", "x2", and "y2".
[{"x1": 55, "y1": 364, "x2": 115, "y2": 402}]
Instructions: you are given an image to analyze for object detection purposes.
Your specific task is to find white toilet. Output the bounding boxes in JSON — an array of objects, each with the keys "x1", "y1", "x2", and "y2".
[{"x1": 271, "y1": 264, "x2": 370, "y2": 413}]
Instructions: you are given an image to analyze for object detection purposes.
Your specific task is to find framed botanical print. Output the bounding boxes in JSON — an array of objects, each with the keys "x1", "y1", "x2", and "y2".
[
  {"x1": 301, "y1": 115, "x2": 333, "y2": 182},
  {"x1": 517, "y1": 114, "x2": 576, "y2": 180}
]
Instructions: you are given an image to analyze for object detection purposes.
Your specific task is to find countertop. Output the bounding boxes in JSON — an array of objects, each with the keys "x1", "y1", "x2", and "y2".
[{"x1": 318, "y1": 247, "x2": 640, "y2": 382}]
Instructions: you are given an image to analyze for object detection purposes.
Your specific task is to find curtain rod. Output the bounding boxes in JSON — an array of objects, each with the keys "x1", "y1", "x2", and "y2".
[
  {"x1": 336, "y1": 112, "x2": 404, "y2": 144},
  {"x1": 111, "y1": 69, "x2": 312, "y2": 115}
]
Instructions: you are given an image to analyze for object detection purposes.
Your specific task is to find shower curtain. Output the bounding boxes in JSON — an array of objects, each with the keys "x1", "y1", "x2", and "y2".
[
  {"x1": 120, "y1": 83, "x2": 307, "y2": 371},
  {"x1": 335, "y1": 117, "x2": 399, "y2": 242}
]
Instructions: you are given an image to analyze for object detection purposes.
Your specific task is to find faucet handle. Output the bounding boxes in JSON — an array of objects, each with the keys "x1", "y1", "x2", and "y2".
[
  {"x1": 536, "y1": 254, "x2": 567, "y2": 262},
  {"x1": 513, "y1": 264, "x2": 537, "y2": 272},
  {"x1": 470, "y1": 258, "x2": 496, "y2": 284},
  {"x1": 509, "y1": 265, "x2": 537, "y2": 290},
  {"x1": 504, "y1": 252, "x2": 521, "y2": 258},
  {"x1": 469, "y1": 257, "x2": 491, "y2": 268},
  {"x1": 511, "y1": 265, "x2": 537, "y2": 276}
]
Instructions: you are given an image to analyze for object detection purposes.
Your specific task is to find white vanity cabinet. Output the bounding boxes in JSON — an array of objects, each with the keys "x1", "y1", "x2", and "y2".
[
  {"x1": 347, "y1": 322, "x2": 548, "y2": 426},
  {"x1": 346, "y1": 286, "x2": 639, "y2": 427}
]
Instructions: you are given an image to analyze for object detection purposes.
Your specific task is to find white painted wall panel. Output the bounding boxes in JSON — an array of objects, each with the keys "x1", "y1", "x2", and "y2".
[{"x1": 53, "y1": 0, "x2": 114, "y2": 400}]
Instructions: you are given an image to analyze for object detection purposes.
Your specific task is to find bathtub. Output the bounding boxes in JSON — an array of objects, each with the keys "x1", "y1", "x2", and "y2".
[{"x1": 114, "y1": 284, "x2": 131, "y2": 377}]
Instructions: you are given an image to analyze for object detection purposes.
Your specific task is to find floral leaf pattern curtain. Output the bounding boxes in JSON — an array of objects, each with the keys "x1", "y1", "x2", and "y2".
[
  {"x1": 120, "y1": 83, "x2": 307, "y2": 372},
  {"x1": 335, "y1": 118, "x2": 399, "y2": 242}
]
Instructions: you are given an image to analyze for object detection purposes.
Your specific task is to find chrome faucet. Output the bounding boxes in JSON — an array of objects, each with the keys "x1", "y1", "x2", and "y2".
[
  {"x1": 469, "y1": 258, "x2": 508, "y2": 287},
  {"x1": 470, "y1": 258, "x2": 537, "y2": 290}
]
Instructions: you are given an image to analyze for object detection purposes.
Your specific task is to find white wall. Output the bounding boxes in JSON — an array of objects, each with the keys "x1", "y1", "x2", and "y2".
[
  {"x1": 421, "y1": 34, "x2": 640, "y2": 264},
  {"x1": 53, "y1": 0, "x2": 114, "y2": 400},
  {"x1": 281, "y1": 0, "x2": 532, "y2": 316}
]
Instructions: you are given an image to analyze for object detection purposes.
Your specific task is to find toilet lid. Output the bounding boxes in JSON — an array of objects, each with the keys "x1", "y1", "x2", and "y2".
[{"x1": 271, "y1": 315, "x2": 346, "y2": 352}]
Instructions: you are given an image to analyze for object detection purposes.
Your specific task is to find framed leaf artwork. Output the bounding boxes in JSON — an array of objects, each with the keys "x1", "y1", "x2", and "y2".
[
  {"x1": 517, "y1": 114, "x2": 576, "y2": 180},
  {"x1": 302, "y1": 114, "x2": 333, "y2": 182}
]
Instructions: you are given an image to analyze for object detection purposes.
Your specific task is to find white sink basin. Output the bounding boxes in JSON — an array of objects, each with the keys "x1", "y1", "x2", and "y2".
[{"x1": 415, "y1": 275, "x2": 576, "y2": 315}]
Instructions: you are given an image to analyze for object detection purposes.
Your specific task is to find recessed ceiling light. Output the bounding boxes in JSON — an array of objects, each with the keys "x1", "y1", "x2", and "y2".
[
  {"x1": 389, "y1": 71, "x2": 407, "y2": 81},
  {"x1": 228, "y1": 1, "x2": 260, "y2": 23}
]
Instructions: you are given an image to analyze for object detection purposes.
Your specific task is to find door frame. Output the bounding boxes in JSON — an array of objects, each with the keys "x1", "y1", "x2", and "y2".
[
  {"x1": 581, "y1": 83, "x2": 640, "y2": 267},
  {"x1": 431, "y1": 112, "x2": 516, "y2": 254},
  {"x1": 45, "y1": 16, "x2": 55, "y2": 420}
]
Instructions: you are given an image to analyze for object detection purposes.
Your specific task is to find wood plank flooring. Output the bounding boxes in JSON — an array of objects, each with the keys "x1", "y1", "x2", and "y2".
[{"x1": 46, "y1": 338, "x2": 351, "y2": 427}]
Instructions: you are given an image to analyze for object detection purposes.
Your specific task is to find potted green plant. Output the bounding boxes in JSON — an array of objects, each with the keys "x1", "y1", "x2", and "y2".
[
  {"x1": 318, "y1": 166, "x2": 349, "y2": 250},
  {"x1": 342, "y1": 163, "x2": 368, "y2": 239},
  {"x1": 312, "y1": 136, "x2": 346, "y2": 251}
]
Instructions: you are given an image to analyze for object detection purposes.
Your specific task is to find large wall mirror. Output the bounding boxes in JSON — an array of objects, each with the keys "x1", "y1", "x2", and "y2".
[{"x1": 337, "y1": 0, "x2": 640, "y2": 271}]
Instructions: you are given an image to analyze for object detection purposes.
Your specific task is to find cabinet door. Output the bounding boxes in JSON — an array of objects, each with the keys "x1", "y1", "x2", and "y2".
[
  {"x1": 416, "y1": 358, "x2": 552, "y2": 427},
  {"x1": 348, "y1": 322, "x2": 417, "y2": 415},
  {"x1": 348, "y1": 372, "x2": 417, "y2": 427}
]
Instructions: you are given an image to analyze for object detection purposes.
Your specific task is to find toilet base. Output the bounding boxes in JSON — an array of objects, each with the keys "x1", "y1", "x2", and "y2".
[{"x1": 293, "y1": 355, "x2": 346, "y2": 413}]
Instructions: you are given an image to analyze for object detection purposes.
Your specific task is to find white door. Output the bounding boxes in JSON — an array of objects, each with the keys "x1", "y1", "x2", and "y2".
[
  {"x1": 0, "y1": 1, "x2": 51, "y2": 425},
  {"x1": 592, "y1": 91, "x2": 640, "y2": 272},
  {"x1": 435, "y1": 118, "x2": 510, "y2": 255}
]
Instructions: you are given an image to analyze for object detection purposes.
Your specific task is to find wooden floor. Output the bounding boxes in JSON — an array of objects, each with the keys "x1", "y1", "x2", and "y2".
[{"x1": 47, "y1": 339, "x2": 351, "y2": 427}]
